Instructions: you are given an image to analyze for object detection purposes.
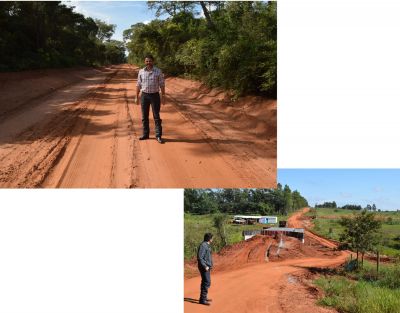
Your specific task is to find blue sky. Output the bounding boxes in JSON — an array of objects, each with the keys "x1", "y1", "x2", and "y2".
[
  {"x1": 278, "y1": 169, "x2": 400, "y2": 211},
  {"x1": 63, "y1": 1, "x2": 157, "y2": 41}
]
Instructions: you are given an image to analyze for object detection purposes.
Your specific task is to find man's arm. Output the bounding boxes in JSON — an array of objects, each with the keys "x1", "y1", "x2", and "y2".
[
  {"x1": 160, "y1": 86, "x2": 166, "y2": 105},
  {"x1": 159, "y1": 72, "x2": 166, "y2": 105},
  {"x1": 136, "y1": 86, "x2": 141, "y2": 105},
  {"x1": 136, "y1": 71, "x2": 141, "y2": 104}
]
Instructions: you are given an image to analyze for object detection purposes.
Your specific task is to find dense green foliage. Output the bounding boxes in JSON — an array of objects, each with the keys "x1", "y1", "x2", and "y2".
[
  {"x1": 315, "y1": 201, "x2": 378, "y2": 211},
  {"x1": 184, "y1": 186, "x2": 308, "y2": 215},
  {"x1": 315, "y1": 261, "x2": 400, "y2": 313},
  {"x1": 0, "y1": 1, "x2": 126, "y2": 71},
  {"x1": 124, "y1": 1, "x2": 276, "y2": 97},
  {"x1": 315, "y1": 201, "x2": 337, "y2": 208}
]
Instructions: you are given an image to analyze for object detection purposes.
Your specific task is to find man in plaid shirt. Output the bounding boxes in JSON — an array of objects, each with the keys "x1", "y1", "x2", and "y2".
[{"x1": 135, "y1": 54, "x2": 166, "y2": 144}]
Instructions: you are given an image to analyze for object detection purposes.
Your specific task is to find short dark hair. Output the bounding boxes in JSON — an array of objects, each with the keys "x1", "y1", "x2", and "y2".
[
  {"x1": 144, "y1": 54, "x2": 154, "y2": 61},
  {"x1": 204, "y1": 233, "x2": 213, "y2": 242}
]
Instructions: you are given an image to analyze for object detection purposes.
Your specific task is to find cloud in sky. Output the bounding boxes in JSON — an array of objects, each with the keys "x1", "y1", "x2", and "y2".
[
  {"x1": 62, "y1": 1, "x2": 155, "y2": 41},
  {"x1": 65, "y1": 1, "x2": 111, "y2": 22}
]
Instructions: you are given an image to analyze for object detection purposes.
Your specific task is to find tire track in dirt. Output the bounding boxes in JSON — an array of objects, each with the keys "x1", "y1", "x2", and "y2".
[
  {"x1": 0, "y1": 64, "x2": 276, "y2": 188},
  {"x1": 165, "y1": 81, "x2": 275, "y2": 187},
  {"x1": 166, "y1": 93, "x2": 253, "y2": 185},
  {"x1": 50, "y1": 71, "x2": 121, "y2": 188},
  {"x1": 0, "y1": 70, "x2": 117, "y2": 187},
  {"x1": 42, "y1": 68, "x2": 135, "y2": 188}
]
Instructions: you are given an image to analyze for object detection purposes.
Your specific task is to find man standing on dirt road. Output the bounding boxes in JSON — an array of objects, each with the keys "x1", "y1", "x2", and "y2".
[
  {"x1": 197, "y1": 233, "x2": 214, "y2": 306},
  {"x1": 135, "y1": 54, "x2": 166, "y2": 144}
]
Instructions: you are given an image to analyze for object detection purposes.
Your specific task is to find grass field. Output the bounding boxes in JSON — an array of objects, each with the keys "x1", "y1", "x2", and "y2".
[
  {"x1": 184, "y1": 213, "x2": 287, "y2": 260},
  {"x1": 315, "y1": 260, "x2": 400, "y2": 313},
  {"x1": 308, "y1": 208, "x2": 400, "y2": 257}
]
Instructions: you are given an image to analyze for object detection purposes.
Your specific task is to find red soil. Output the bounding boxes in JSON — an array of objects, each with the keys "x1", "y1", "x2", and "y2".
[
  {"x1": 184, "y1": 209, "x2": 348, "y2": 313},
  {"x1": 0, "y1": 64, "x2": 276, "y2": 188}
]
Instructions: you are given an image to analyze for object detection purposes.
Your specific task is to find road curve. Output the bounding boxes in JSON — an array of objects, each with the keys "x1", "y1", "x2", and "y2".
[{"x1": 184, "y1": 208, "x2": 348, "y2": 313}]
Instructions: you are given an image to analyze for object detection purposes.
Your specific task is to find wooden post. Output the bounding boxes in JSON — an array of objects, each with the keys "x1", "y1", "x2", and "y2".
[{"x1": 377, "y1": 250, "x2": 380, "y2": 274}]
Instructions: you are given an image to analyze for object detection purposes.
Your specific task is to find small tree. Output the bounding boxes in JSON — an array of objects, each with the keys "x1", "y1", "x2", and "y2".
[
  {"x1": 213, "y1": 214, "x2": 228, "y2": 247},
  {"x1": 339, "y1": 211, "x2": 382, "y2": 267}
]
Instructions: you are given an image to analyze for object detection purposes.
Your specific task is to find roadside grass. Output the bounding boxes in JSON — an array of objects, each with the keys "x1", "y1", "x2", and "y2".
[
  {"x1": 316, "y1": 277, "x2": 400, "y2": 313},
  {"x1": 315, "y1": 261, "x2": 400, "y2": 313},
  {"x1": 310, "y1": 208, "x2": 400, "y2": 257},
  {"x1": 184, "y1": 213, "x2": 287, "y2": 260}
]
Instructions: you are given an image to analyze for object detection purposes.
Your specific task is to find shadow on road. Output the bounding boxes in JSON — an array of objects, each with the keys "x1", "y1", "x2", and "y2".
[{"x1": 184, "y1": 298, "x2": 199, "y2": 304}]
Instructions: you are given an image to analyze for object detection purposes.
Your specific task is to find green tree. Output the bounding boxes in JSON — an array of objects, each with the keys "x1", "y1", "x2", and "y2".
[
  {"x1": 283, "y1": 185, "x2": 293, "y2": 214},
  {"x1": 125, "y1": 1, "x2": 276, "y2": 97},
  {"x1": 95, "y1": 19, "x2": 116, "y2": 42},
  {"x1": 339, "y1": 211, "x2": 382, "y2": 267},
  {"x1": 0, "y1": 2, "x2": 122, "y2": 70},
  {"x1": 213, "y1": 214, "x2": 228, "y2": 247},
  {"x1": 148, "y1": 1, "x2": 197, "y2": 17}
]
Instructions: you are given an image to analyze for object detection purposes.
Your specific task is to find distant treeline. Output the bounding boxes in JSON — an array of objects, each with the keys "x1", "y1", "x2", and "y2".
[
  {"x1": 315, "y1": 201, "x2": 378, "y2": 211},
  {"x1": 0, "y1": 1, "x2": 126, "y2": 71},
  {"x1": 184, "y1": 185, "x2": 308, "y2": 215},
  {"x1": 124, "y1": 1, "x2": 276, "y2": 97}
]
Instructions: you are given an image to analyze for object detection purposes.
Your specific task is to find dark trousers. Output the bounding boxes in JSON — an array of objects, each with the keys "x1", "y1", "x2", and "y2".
[
  {"x1": 141, "y1": 92, "x2": 162, "y2": 137},
  {"x1": 199, "y1": 268, "x2": 211, "y2": 302}
]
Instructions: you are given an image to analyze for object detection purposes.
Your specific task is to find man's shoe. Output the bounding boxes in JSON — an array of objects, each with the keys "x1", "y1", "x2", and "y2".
[
  {"x1": 199, "y1": 301, "x2": 211, "y2": 306},
  {"x1": 206, "y1": 299, "x2": 212, "y2": 302},
  {"x1": 156, "y1": 136, "x2": 164, "y2": 144},
  {"x1": 139, "y1": 135, "x2": 149, "y2": 140}
]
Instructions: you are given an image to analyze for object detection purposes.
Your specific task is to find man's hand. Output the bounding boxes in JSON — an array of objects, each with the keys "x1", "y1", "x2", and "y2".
[
  {"x1": 135, "y1": 96, "x2": 140, "y2": 105},
  {"x1": 205, "y1": 266, "x2": 210, "y2": 271}
]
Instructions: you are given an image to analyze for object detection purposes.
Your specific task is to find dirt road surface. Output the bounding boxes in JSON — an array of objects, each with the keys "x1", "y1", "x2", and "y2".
[
  {"x1": 184, "y1": 209, "x2": 348, "y2": 313},
  {"x1": 0, "y1": 64, "x2": 276, "y2": 188},
  {"x1": 288, "y1": 208, "x2": 338, "y2": 249}
]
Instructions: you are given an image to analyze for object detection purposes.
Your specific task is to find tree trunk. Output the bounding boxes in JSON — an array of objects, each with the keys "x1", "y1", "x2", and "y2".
[
  {"x1": 361, "y1": 252, "x2": 364, "y2": 268},
  {"x1": 199, "y1": 1, "x2": 215, "y2": 29}
]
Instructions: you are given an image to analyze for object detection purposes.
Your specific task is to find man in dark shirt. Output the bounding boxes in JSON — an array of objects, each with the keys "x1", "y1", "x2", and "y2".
[{"x1": 197, "y1": 233, "x2": 213, "y2": 306}]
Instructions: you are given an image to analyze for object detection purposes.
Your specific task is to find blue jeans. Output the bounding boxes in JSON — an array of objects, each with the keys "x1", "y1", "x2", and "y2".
[
  {"x1": 199, "y1": 268, "x2": 211, "y2": 302},
  {"x1": 141, "y1": 92, "x2": 162, "y2": 137}
]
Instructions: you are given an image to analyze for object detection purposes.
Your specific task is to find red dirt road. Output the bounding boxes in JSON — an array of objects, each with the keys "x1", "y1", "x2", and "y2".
[
  {"x1": 184, "y1": 209, "x2": 348, "y2": 313},
  {"x1": 0, "y1": 64, "x2": 276, "y2": 188}
]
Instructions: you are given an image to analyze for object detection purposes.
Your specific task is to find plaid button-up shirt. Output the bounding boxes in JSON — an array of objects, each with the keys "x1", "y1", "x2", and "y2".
[{"x1": 136, "y1": 66, "x2": 165, "y2": 93}]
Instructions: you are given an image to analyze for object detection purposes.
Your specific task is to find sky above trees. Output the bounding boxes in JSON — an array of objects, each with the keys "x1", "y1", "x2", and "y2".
[
  {"x1": 63, "y1": 1, "x2": 157, "y2": 41},
  {"x1": 278, "y1": 169, "x2": 400, "y2": 211}
]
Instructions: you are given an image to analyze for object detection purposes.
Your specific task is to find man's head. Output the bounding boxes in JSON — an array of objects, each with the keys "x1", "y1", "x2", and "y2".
[
  {"x1": 144, "y1": 54, "x2": 154, "y2": 68},
  {"x1": 204, "y1": 233, "x2": 213, "y2": 243}
]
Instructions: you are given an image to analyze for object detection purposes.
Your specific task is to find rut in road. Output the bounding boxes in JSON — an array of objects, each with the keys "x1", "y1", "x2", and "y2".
[
  {"x1": 43, "y1": 68, "x2": 137, "y2": 188},
  {"x1": 0, "y1": 70, "x2": 120, "y2": 187}
]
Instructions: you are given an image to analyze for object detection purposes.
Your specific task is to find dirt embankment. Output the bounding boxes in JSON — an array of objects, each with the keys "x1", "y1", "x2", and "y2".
[
  {"x1": 185, "y1": 233, "x2": 340, "y2": 279},
  {"x1": 167, "y1": 77, "x2": 276, "y2": 139},
  {"x1": 0, "y1": 64, "x2": 276, "y2": 188}
]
